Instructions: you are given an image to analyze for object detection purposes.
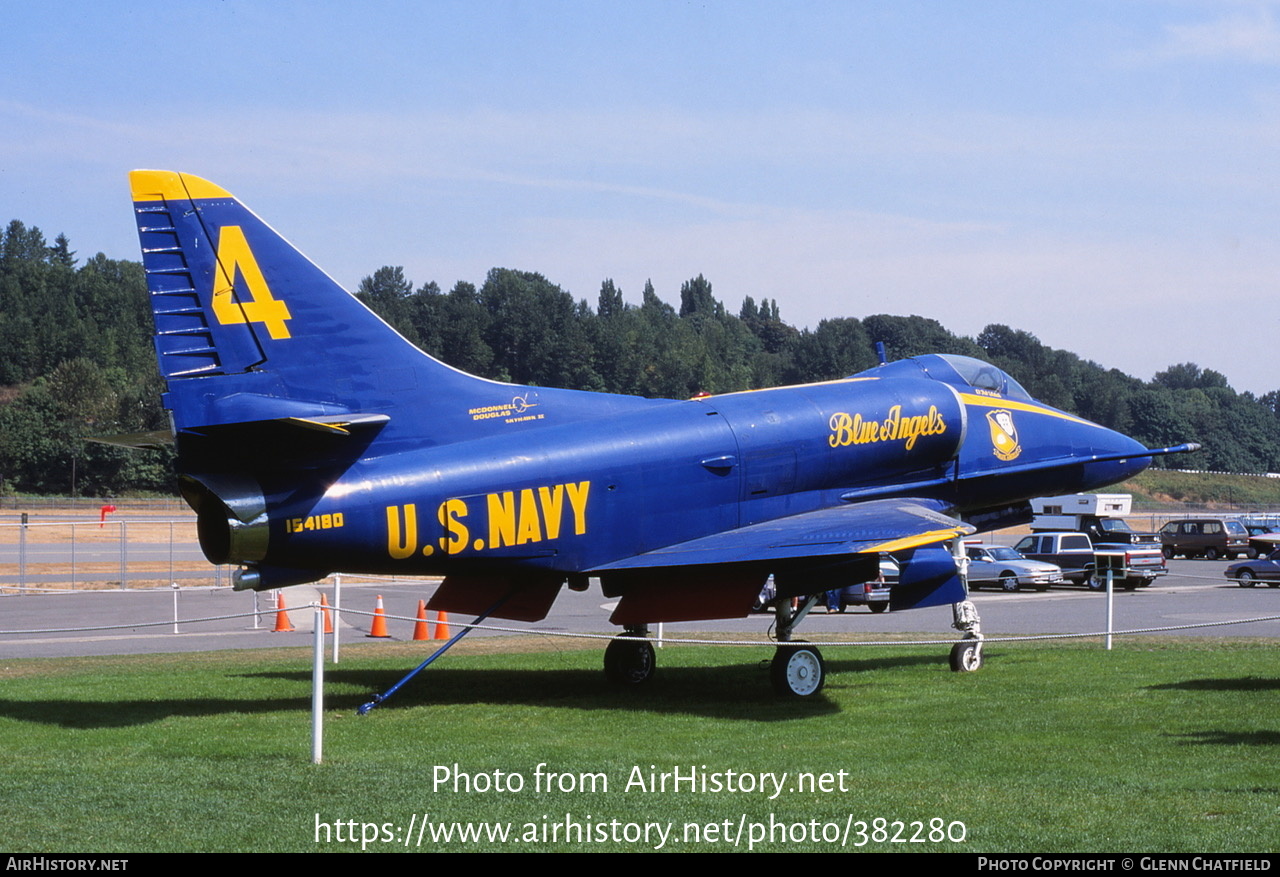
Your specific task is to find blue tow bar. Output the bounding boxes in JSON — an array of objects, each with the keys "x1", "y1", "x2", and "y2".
[{"x1": 357, "y1": 596, "x2": 511, "y2": 715}]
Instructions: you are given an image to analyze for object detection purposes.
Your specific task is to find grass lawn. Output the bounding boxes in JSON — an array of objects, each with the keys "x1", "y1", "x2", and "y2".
[{"x1": 0, "y1": 637, "x2": 1276, "y2": 853}]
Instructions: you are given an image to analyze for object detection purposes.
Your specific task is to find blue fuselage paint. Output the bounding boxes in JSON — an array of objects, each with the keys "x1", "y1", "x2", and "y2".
[{"x1": 254, "y1": 373, "x2": 1147, "y2": 578}]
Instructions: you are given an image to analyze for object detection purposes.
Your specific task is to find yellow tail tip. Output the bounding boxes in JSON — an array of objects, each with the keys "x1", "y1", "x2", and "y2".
[{"x1": 129, "y1": 170, "x2": 233, "y2": 202}]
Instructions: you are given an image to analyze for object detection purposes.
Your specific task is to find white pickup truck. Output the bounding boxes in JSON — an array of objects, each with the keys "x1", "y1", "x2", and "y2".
[{"x1": 1012, "y1": 531, "x2": 1166, "y2": 590}]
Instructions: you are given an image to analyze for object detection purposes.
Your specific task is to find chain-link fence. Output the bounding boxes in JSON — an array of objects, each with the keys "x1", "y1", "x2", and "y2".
[{"x1": 0, "y1": 508, "x2": 226, "y2": 591}]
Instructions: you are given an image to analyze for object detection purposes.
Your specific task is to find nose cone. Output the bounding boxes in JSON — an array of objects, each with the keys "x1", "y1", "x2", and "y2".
[{"x1": 1078, "y1": 429, "x2": 1154, "y2": 492}]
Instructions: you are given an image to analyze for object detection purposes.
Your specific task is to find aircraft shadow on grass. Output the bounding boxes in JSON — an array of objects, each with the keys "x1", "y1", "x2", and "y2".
[
  {"x1": 1170, "y1": 730, "x2": 1280, "y2": 747},
  {"x1": 0, "y1": 653, "x2": 943, "y2": 728},
  {"x1": 1146, "y1": 676, "x2": 1280, "y2": 693},
  {"x1": 1144, "y1": 677, "x2": 1280, "y2": 748},
  {"x1": 242, "y1": 650, "x2": 941, "y2": 717}
]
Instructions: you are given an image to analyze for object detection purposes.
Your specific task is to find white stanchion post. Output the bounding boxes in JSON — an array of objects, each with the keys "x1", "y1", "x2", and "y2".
[
  {"x1": 312, "y1": 604, "x2": 324, "y2": 764},
  {"x1": 332, "y1": 574, "x2": 342, "y2": 664},
  {"x1": 1106, "y1": 568, "x2": 1114, "y2": 651},
  {"x1": 1095, "y1": 550, "x2": 1127, "y2": 653},
  {"x1": 119, "y1": 521, "x2": 128, "y2": 590},
  {"x1": 18, "y1": 514, "x2": 27, "y2": 592}
]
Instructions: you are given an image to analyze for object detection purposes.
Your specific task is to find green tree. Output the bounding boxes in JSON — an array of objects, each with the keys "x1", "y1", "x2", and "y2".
[
  {"x1": 597, "y1": 278, "x2": 624, "y2": 319},
  {"x1": 356, "y1": 266, "x2": 418, "y2": 343}
]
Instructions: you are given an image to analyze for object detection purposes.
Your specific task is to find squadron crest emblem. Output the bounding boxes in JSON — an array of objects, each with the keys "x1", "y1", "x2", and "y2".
[{"x1": 986, "y1": 409, "x2": 1021, "y2": 461}]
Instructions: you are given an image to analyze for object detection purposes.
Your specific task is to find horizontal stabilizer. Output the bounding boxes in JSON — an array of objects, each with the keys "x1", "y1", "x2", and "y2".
[
  {"x1": 87, "y1": 429, "x2": 174, "y2": 450},
  {"x1": 279, "y1": 413, "x2": 391, "y2": 436}
]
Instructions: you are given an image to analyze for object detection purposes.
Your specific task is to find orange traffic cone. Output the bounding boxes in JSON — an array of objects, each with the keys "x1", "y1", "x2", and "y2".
[
  {"x1": 319, "y1": 594, "x2": 334, "y2": 634},
  {"x1": 433, "y1": 609, "x2": 450, "y2": 640},
  {"x1": 272, "y1": 591, "x2": 295, "y2": 632},
  {"x1": 367, "y1": 594, "x2": 391, "y2": 638},
  {"x1": 413, "y1": 600, "x2": 431, "y2": 640}
]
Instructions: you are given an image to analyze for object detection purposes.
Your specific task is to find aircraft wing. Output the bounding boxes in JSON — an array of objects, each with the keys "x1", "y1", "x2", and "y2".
[
  {"x1": 590, "y1": 498, "x2": 975, "y2": 624},
  {"x1": 589, "y1": 498, "x2": 973, "y2": 572}
]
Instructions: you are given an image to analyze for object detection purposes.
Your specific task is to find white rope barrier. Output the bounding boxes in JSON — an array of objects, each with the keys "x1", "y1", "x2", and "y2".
[{"x1": 4, "y1": 602, "x2": 1278, "y2": 645}]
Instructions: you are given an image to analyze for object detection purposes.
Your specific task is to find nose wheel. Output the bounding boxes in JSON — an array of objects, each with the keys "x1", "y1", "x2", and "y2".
[{"x1": 949, "y1": 638, "x2": 983, "y2": 672}]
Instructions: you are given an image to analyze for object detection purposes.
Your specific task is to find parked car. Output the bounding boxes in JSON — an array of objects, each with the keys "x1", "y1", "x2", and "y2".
[
  {"x1": 754, "y1": 557, "x2": 896, "y2": 613},
  {"x1": 826, "y1": 558, "x2": 897, "y2": 613},
  {"x1": 1225, "y1": 551, "x2": 1280, "y2": 588},
  {"x1": 1013, "y1": 531, "x2": 1165, "y2": 589},
  {"x1": 963, "y1": 544, "x2": 1063, "y2": 592},
  {"x1": 1243, "y1": 524, "x2": 1280, "y2": 558},
  {"x1": 1158, "y1": 518, "x2": 1252, "y2": 560}
]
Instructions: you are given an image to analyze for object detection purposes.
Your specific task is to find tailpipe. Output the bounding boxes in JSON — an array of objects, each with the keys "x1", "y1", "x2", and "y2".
[{"x1": 179, "y1": 474, "x2": 270, "y2": 565}]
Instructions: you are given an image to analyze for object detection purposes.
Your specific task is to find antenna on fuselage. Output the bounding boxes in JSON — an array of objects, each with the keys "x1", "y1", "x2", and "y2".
[{"x1": 875, "y1": 341, "x2": 888, "y2": 366}]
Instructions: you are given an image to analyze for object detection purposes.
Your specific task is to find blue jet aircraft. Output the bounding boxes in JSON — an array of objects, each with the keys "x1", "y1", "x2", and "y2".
[{"x1": 127, "y1": 170, "x2": 1195, "y2": 697}]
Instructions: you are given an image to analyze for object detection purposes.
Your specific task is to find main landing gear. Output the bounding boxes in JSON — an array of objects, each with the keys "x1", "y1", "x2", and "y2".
[
  {"x1": 771, "y1": 642, "x2": 826, "y2": 696},
  {"x1": 604, "y1": 625, "x2": 656, "y2": 685},
  {"x1": 771, "y1": 594, "x2": 826, "y2": 697},
  {"x1": 600, "y1": 544, "x2": 987, "y2": 695}
]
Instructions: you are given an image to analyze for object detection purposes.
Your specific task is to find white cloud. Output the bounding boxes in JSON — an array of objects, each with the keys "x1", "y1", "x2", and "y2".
[{"x1": 1150, "y1": 3, "x2": 1280, "y2": 64}]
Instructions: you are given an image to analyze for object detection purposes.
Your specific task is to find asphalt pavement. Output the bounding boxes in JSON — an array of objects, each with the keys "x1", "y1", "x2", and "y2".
[{"x1": 1, "y1": 559, "x2": 1277, "y2": 660}]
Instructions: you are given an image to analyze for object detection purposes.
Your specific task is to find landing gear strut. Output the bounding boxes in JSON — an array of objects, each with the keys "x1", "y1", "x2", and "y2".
[
  {"x1": 771, "y1": 594, "x2": 826, "y2": 696},
  {"x1": 949, "y1": 600, "x2": 984, "y2": 672},
  {"x1": 604, "y1": 625, "x2": 655, "y2": 685},
  {"x1": 949, "y1": 539, "x2": 984, "y2": 673}
]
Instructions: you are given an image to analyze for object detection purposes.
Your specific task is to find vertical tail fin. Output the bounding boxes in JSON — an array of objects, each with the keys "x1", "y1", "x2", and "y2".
[
  {"x1": 130, "y1": 170, "x2": 490, "y2": 436},
  {"x1": 130, "y1": 171, "x2": 663, "y2": 446}
]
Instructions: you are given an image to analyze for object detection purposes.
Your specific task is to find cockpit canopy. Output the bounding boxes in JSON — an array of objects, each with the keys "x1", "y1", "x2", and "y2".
[{"x1": 853, "y1": 354, "x2": 1033, "y2": 401}]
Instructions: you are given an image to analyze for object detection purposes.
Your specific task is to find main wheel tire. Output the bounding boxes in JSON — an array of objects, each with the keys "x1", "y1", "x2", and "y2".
[
  {"x1": 999, "y1": 574, "x2": 1020, "y2": 592},
  {"x1": 950, "y1": 640, "x2": 983, "y2": 672},
  {"x1": 1236, "y1": 570, "x2": 1257, "y2": 588},
  {"x1": 867, "y1": 602, "x2": 889, "y2": 614},
  {"x1": 770, "y1": 643, "x2": 825, "y2": 697},
  {"x1": 604, "y1": 637, "x2": 656, "y2": 685}
]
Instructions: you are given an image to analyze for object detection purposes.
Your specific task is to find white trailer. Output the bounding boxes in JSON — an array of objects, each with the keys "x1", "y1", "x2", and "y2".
[{"x1": 1031, "y1": 494, "x2": 1137, "y2": 535}]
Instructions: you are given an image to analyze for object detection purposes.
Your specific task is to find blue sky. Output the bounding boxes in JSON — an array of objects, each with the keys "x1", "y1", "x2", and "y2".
[{"x1": 3, "y1": 1, "x2": 1279, "y2": 394}]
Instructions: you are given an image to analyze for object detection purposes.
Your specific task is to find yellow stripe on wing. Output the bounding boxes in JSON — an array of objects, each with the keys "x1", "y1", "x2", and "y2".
[{"x1": 858, "y1": 526, "x2": 972, "y2": 555}]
